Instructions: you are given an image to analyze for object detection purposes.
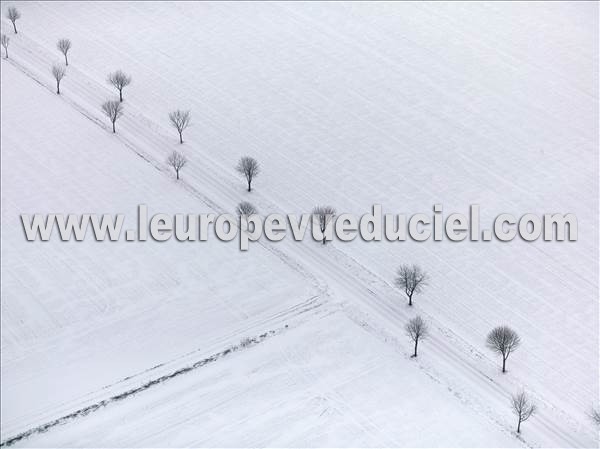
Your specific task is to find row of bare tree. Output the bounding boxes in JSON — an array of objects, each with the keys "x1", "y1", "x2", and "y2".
[
  {"x1": 100, "y1": 73, "x2": 192, "y2": 142},
  {"x1": 409, "y1": 319, "x2": 535, "y2": 433},
  {"x1": 1, "y1": 11, "x2": 185, "y2": 155},
  {"x1": 0, "y1": 7, "x2": 19, "y2": 58},
  {"x1": 166, "y1": 152, "x2": 259, "y2": 191},
  {"x1": 395, "y1": 266, "x2": 520, "y2": 368},
  {"x1": 396, "y1": 270, "x2": 512, "y2": 353},
  {"x1": 2, "y1": 33, "x2": 191, "y2": 145},
  {"x1": 396, "y1": 266, "x2": 526, "y2": 379},
  {"x1": 396, "y1": 267, "x2": 537, "y2": 433},
  {"x1": 100, "y1": 71, "x2": 132, "y2": 131},
  {"x1": 2, "y1": 6, "x2": 258, "y2": 193},
  {"x1": 2, "y1": 32, "x2": 70, "y2": 62}
]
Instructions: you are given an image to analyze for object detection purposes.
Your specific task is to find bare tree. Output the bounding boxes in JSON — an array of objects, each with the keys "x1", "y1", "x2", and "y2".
[
  {"x1": 511, "y1": 391, "x2": 536, "y2": 433},
  {"x1": 1, "y1": 34, "x2": 8, "y2": 59},
  {"x1": 166, "y1": 151, "x2": 187, "y2": 180},
  {"x1": 405, "y1": 315, "x2": 429, "y2": 357},
  {"x1": 6, "y1": 7, "x2": 20, "y2": 34},
  {"x1": 237, "y1": 201, "x2": 257, "y2": 217},
  {"x1": 51, "y1": 64, "x2": 66, "y2": 95},
  {"x1": 101, "y1": 100, "x2": 123, "y2": 133},
  {"x1": 312, "y1": 205, "x2": 336, "y2": 245},
  {"x1": 590, "y1": 407, "x2": 600, "y2": 425},
  {"x1": 395, "y1": 264, "x2": 428, "y2": 306},
  {"x1": 236, "y1": 156, "x2": 260, "y2": 192},
  {"x1": 169, "y1": 110, "x2": 191, "y2": 144},
  {"x1": 486, "y1": 325, "x2": 521, "y2": 373},
  {"x1": 57, "y1": 39, "x2": 71, "y2": 66},
  {"x1": 107, "y1": 70, "x2": 131, "y2": 102}
]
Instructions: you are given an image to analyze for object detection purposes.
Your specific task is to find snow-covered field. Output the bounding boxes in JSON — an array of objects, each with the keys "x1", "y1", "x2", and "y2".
[{"x1": 1, "y1": 1, "x2": 598, "y2": 447}]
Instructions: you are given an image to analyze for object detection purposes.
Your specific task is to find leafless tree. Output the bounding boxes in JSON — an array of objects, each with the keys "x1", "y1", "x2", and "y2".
[
  {"x1": 511, "y1": 391, "x2": 536, "y2": 433},
  {"x1": 312, "y1": 205, "x2": 336, "y2": 245},
  {"x1": 1, "y1": 34, "x2": 9, "y2": 59},
  {"x1": 237, "y1": 201, "x2": 257, "y2": 217},
  {"x1": 6, "y1": 7, "x2": 20, "y2": 34},
  {"x1": 395, "y1": 264, "x2": 428, "y2": 306},
  {"x1": 405, "y1": 315, "x2": 429, "y2": 357},
  {"x1": 57, "y1": 39, "x2": 71, "y2": 66},
  {"x1": 236, "y1": 156, "x2": 260, "y2": 192},
  {"x1": 486, "y1": 325, "x2": 520, "y2": 373},
  {"x1": 51, "y1": 64, "x2": 66, "y2": 95},
  {"x1": 101, "y1": 100, "x2": 123, "y2": 133},
  {"x1": 167, "y1": 151, "x2": 187, "y2": 180},
  {"x1": 169, "y1": 110, "x2": 191, "y2": 144},
  {"x1": 107, "y1": 70, "x2": 131, "y2": 102},
  {"x1": 590, "y1": 407, "x2": 600, "y2": 425}
]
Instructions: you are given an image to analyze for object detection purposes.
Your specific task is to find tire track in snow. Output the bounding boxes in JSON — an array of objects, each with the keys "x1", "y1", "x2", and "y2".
[
  {"x1": 0, "y1": 326, "x2": 287, "y2": 447},
  {"x1": 1, "y1": 289, "x2": 326, "y2": 439}
]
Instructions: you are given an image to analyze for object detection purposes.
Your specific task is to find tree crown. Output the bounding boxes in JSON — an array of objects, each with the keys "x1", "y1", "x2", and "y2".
[
  {"x1": 236, "y1": 156, "x2": 260, "y2": 178},
  {"x1": 312, "y1": 205, "x2": 336, "y2": 230},
  {"x1": 237, "y1": 201, "x2": 257, "y2": 216},
  {"x1": 486, "y1": 325, "x2": 521, "y2": 356},
  {"x1": 51, "y1": 64, "x2": 66, "y2": 81},
  {"x1": 57, "y1": 38, "x2": 71, "y2": 54},
  {"x1": 107, "y1": 70, "x2": 132, "y2": 89},
  {"x1": 169, "y1": 110, "x2": 191, "y2": 132},
  {"x1": 511, "y1": 391, "x2": 536, "y2": 421},
  {"x1": 396, "y1": 264, "x2": 428, "y2": 294},
  {"x1": 101, "y1": 100, "x2": 123, "y2": 121},
  {"x1": 405, "y1": 315, "x2": 429, "y2": 341},
  {"x1": 167, "y1": 151, "x2": 187, "y2": 170},
  {"x1": 7, "y1": 7, "x2": 20, "y2": 21}
]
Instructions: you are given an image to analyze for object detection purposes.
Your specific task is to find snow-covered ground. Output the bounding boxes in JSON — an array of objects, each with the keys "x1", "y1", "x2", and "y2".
[{"x1": 1, "y1": 2, "x2": 598, "y2": 447}]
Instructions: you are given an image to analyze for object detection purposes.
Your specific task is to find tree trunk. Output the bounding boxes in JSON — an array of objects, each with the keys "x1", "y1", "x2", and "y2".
[
  {"x1": 179, "y1": 132, "x2": 183, "y2": 144},
  {"x1": 176, "y1": 169, "x2": 180, "y2": 180},
  {"x1": 65, "y1": 54, "x2": 68, "y2": 66},
  {"x1": 12, "y1": 21, "x2": 17, "y2": 34},
  {"x1": 322, "y1": 235, "x2": 326, "y2": 245},
  {"x1": 517, "y1": 418, "x2": 521, "y2": 433},
  {"x1": 56, "y1": 81, "x2": 60, "y2": 95},
  {"x1": 119, "y1": 89, "x2": 123, "y2": 102},
  {"x1": 4, "y1": 49, "x2": 7, "y2": 59},
  {"x1": 408, "y1": 294, "x2": 413, "y2": 306},
  {"x1": 247, "y1": 180, "x2": 251, "y2": 192},
  {"x1": 502, "y1": 357, "x2": 506, "y2": 373},
  {"x1": 413, "y1": 338, "x2": 418, "y2": 357},
  {"x1": 112, "y1": 122, "x2": 116, "y2": 133}
]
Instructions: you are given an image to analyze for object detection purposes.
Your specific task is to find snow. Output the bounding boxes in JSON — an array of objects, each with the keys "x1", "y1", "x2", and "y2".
[{"x1": 1, "y1": 1, "x2": 598, "y2": 447}]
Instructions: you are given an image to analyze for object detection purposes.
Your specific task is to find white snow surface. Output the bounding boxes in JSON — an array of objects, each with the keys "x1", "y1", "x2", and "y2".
[{"x1": 0, "y1": 1, "x2": 598, "y2": 447}]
